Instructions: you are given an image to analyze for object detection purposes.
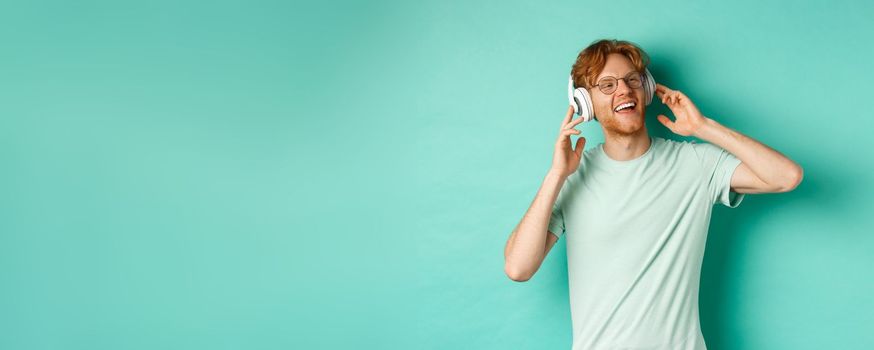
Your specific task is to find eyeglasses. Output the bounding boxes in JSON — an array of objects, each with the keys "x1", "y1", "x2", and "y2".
[{"x1": 591, "y1": 71, "x2": 643, "y2": 95}]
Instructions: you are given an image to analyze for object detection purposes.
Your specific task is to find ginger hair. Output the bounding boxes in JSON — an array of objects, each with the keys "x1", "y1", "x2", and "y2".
[{"x1": 571, "y1": 39, "x2": 650, "y2": 89}]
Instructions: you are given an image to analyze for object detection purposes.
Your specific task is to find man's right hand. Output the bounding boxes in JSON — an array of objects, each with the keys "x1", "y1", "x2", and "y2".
[{"x1": 550, "y1": 105, "x2": 587, "y2": 178}]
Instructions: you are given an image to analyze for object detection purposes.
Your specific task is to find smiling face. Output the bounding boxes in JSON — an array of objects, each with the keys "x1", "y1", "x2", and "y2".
[{"x1": 590, "y1": 53, "x2": 648, "y2": 137}]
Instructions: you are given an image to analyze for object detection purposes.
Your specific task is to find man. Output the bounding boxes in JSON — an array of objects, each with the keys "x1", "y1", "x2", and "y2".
[{"x1": 503, "y1": 39, "x2": 803, "y2": 349}]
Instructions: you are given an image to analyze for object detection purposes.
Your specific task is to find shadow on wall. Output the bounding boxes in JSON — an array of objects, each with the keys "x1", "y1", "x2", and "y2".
[{"x1": 699, "y1": 158, "x2": 849, "y2": 349}]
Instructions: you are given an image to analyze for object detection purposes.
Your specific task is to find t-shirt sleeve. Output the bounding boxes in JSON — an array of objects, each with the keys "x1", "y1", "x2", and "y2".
[{"x1": 691, "y1": 141, "x2": 745, "y2": 208}]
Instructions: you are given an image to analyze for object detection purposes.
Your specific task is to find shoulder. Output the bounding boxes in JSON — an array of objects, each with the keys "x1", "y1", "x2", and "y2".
[
  {"x1": 651, "y1": 137, "x2": 718, "y2": 169},
  {"x1": 563, "y1": 144, "x2": 603, "y2": 181},
  {"x1": 654, "y1": 136, "x2": 694, "y2": 148},
  {"x1": 686, "y1": 139, "x2": 727, "y2": 161},
  {"x1": 662, "y1": 138, "x2": 735, "y2": 172},
  {"x1": 581, "y1": 142, "x2": 605, "y2": 162},
  {"x1": 654, "y1": 136, "x2": 711, "y2": 155},
  {"x1": 653, "y1": 136, "x2": 695, "y2": 155}
]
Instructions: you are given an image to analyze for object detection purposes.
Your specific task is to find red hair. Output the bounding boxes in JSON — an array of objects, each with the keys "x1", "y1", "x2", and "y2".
[{"x1": 571, "y1": 39, "x2": 650, "y2": 89}]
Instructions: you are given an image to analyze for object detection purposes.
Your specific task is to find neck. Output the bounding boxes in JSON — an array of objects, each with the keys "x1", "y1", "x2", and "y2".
[{"x1": 602, "y1": 128, "x2": 651, "y2": 161}]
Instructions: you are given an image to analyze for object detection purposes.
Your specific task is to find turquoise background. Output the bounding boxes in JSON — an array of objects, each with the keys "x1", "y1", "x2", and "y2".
[{"x1": 1, "y1": 0, "x2": 872, "y2": 349}]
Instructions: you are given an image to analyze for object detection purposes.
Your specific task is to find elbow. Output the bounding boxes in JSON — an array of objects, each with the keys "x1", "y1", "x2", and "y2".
[
  {"x1": 778, "y1": 165, "x2": 804, "y2": 192},
  {"x1": 504, "y1": 262, "x2": 534, "y2": 282}
]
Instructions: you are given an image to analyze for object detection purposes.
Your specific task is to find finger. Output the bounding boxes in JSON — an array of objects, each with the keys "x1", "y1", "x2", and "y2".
[
  {"x1": 573, "y1": 137, "x2": 587, "y2": 158},
  {"x1": 675, "y1": 90, "x2": 688, "y2": 105},
  {"x1": 663, "y1": 91, "x2": 674, "y2": 105},
  {"x1": 566, "y1": 116, "x2": 585, "y2": 128},
  {"x1": 657, "y1": 114, "x2": 675, "y2": 130},
  {"x1": 562, "y1": 105, "x2": 574, "y2": 127},
  {"x1": 561, "y1": 128, "x2": 581, "y2": 136},
  {"x1": 666, "y1": 91, "x2": 678, "y2": 105},
  {"x1": 557, "y1": 129, "x2": 580, "y2": 145},
  {"x1": 563, "y1": 116, "x2": 585, "y2": 130},
  {"x1": 655, "y1": 84, "x2": 668, "y2": 98},
  {"x1": 558, "y1": 129, "x2": 581, "y2": 142}
]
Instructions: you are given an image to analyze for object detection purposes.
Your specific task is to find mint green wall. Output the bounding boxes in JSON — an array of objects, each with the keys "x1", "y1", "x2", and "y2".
[{"x1": 2, "y1": 0, "x2": 872, "y2": 349}]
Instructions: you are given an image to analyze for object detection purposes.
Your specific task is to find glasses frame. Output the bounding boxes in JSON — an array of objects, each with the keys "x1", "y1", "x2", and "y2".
[{"x1": 590, "y1": 71, "x2": 644, "y2": 95}]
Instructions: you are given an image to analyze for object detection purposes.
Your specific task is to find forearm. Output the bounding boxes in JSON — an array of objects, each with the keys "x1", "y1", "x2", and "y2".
[
  {"x1": 694, "y1": 117, "x2": 803, "y2": 189},
  {"x1": 505, "y1": 170, "x2": 565, "y2": 278}
]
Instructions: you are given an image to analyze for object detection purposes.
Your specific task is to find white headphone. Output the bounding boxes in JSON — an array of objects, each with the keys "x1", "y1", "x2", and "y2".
[{"x1": 567, "y1": 68, "x2": 656, "y2": 122}]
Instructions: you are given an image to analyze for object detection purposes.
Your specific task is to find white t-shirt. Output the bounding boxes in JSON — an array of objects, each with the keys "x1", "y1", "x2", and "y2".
[{"x1": 548, "y1": 136, "x2": 745, "y2": 350}]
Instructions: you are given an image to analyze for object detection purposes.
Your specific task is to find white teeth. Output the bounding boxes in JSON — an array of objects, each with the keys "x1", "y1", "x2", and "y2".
[{"x1": 614, "y1": 102, "x2": 636, "y2": 112}]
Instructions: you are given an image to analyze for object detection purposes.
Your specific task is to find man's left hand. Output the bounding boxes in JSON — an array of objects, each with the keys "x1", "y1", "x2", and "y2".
[{"x1": 654, "y1": 83, "x2": 709, "y2": 137}]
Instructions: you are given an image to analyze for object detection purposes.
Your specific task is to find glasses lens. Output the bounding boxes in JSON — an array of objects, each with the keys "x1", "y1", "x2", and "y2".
[
  {"x1": 598, "y1": 77, "x2": 617, "y2": 94},
  {"x1": 626, "y1": 73, "x2": 642, "y2": 89}
]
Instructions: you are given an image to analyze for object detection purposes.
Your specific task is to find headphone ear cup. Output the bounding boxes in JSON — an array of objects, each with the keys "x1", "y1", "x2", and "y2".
[
  {"x1": 643, "y1": 68, "x2": 656, "y2": 106},
  {"x1": 568, "y1": 75, "x2": 595, "y2": 122},
  {"x1": 573, "y1": 88, "x2": 594, "y2": 122},
  {"x1": 568, "y1": 76, "x2": 581, "y2": 116}
]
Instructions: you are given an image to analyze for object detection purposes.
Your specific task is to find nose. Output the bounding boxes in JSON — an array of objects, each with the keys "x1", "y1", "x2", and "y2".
[{"x1": 614, "y1": 78, "x2": 632, "y2": 96}]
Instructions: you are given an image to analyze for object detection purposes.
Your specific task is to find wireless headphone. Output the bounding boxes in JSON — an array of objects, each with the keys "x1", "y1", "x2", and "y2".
[{"x1": 567, "y1": 68, "x2": 656, "y2": 122}]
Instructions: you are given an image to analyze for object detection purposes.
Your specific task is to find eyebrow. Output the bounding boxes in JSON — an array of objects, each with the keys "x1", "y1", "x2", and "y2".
[{"x1": 597, "y1": 71, "x2": 638, "y2": 80}]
